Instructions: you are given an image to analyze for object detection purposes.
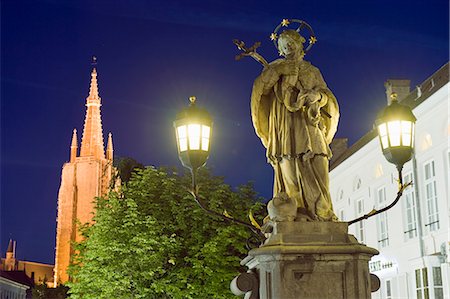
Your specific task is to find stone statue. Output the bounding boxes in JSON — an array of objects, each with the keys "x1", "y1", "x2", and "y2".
[{"x1": 238, "y1": 20, "x2": 339, "y2": 222}]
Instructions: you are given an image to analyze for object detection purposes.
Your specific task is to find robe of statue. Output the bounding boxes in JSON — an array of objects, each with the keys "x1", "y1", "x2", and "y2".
[{"x1": 251, "y1": 59, "x2": 339, "y2": 221}]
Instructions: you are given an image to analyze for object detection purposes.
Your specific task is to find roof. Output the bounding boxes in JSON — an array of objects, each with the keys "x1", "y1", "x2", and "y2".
[
  {"x1": 330, "y1": 62, "x2": 449, "y2": 170},
  {"x1": 0, "y1": 270, "x2": 34, "y2": 287}
]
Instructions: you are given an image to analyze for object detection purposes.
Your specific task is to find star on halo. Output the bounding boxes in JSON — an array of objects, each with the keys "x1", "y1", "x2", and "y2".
[
  {"x1": 281, "y1": 19, "x2": 290, "y2": 27},
  {"x1": 270, "y1": 33, "x2": 278, "y2": 41},
  {"x1": 309, "y1": 36, "x2": 317, "y2": 45}
]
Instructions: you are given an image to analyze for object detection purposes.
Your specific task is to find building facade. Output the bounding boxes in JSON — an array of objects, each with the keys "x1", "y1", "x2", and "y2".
[
  {"x1": 330, "y1": 63, "x2": 449, "y2": 299},
  {"x1": 0, "y1": 271, "x2": 33, "y2": 299},
  {"x1": 54, "y1": 67, "x2": 115, "y2": 285},
  {"x1": 1, "y1": 240, "x2": 53, "y2": 286}
]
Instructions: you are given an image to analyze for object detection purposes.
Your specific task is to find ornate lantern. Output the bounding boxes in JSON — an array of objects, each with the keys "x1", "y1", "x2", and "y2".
[
  {"x1": 348, "y1": 93, "x2": 416, "y2": 226},
  {"x1": 375, "y1": 93, "x2": 416, "y2": 171},
  {"x1": 174, "y1": 96, "x2": 212, "y2": 171}
]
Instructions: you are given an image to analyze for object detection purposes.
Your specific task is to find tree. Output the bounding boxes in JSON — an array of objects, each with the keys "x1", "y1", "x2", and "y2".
[
  {"x1": 113, "y1": 156, "x2": 145, "y2": 183},
  {"x1": 68, "y1": 166, "x2": 265, "y2": 299}
]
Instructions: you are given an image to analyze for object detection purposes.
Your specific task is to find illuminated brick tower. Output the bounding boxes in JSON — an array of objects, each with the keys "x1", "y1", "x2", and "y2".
[{"x1": 54, "y1": 67, "x2": 114, "y2": 285}]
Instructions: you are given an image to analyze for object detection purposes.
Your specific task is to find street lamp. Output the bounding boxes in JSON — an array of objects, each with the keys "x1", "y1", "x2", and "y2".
[
  {"x1": 174, "y1": 96, "x2": 212, "y2": 173},
  {"x1": 174, "y1": 96, "x2": 263, "y2": 241},
  {"x1": 375, "y1": 93, "x2": 416, "y2": 176},
  {"x1": 348, "y1": 93, "x2": 416, "y2": 225}
]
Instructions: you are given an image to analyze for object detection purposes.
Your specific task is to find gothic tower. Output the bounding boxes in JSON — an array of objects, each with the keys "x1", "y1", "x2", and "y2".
[
  {"x1": 4, "y1": 239, "x2": 17, "y2": 271},
  {"x1": 54, "y1": 67, "x2": 114, "y2": 285}
]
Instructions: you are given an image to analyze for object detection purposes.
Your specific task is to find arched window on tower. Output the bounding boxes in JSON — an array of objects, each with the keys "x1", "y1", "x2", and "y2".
[
  {"x1": 337, "y1": 189, "x2": 344, "y2": 202},
  {"x1": 353, "y1": 177, "x2": 362, "y2": 191}
]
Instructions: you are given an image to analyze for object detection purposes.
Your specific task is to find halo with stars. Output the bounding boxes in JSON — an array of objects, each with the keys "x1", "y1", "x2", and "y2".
[{"x1": 270, "y1": 19, "x2": 317, "y2": 54}]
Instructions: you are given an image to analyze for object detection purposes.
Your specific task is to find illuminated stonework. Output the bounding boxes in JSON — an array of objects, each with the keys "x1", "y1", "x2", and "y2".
[{"x1": 54, "y1": 68, "x2": 115, "y2": 285}]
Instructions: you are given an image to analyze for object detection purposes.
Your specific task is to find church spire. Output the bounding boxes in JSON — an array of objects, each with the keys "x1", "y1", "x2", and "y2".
[
  {"x1": 88, "y1": 68, "x2": 99, "y2": 99},
  {"x1": 70, "y1": 129, "x2": 78, "y2": 163},
  {"x1": 7, "y1": 239, "x2": 14, "y2": 254},
  {"x1": 106, "y1": 132, "x2": 113, "y2": 160},
  {"x1": 79, "y1": 67, "x2": 105, "y2": 159}
]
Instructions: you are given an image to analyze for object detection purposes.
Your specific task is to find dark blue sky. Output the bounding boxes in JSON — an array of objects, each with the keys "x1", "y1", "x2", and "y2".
[{"x1": 1, "y1": 0, "x2": 448, "y2": 264}]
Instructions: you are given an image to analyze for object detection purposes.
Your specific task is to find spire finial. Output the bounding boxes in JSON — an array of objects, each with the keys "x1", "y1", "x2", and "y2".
[
  {"x1": 71, "y1": 129, "x2": 78, "y2": 147},
  {"x1": 70, "y1": 129, "x2": 78, "y2": 162},
  {"x1": 88, "y1": 64, "x2": 99, "y2": 99},
  {"x1": 189, "y1": 96, "x2": 196, "y2": 105},
  {"x1": 91, "y1": 56, "x2": 97, "y2": 67},
  {"x1": 106, "y1": 132, "x2": 113, "y2": 160}
]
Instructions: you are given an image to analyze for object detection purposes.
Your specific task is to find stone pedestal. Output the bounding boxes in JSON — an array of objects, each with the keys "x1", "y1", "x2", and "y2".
[{"x1": 239, "y1": 222, "x2": 378, "y2": 299}]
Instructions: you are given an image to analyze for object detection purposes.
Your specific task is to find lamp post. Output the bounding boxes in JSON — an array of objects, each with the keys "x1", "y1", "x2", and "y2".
[
  {"x1": 174, "y1": 96, "x2": 263, "y2": 239},
  {"x1": 348, "y1": 93, "x2": 416, "y2": 225}
]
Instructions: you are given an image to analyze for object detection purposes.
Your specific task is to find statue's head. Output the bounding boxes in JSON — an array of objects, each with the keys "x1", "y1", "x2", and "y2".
[{"x1": 277, "y1": 30, "x2": 306, "y2": 59}]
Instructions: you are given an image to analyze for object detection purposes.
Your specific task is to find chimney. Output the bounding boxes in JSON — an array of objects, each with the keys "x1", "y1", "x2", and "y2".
[{"x1": 384, "y1": 79, "x2": 411, "y2": 104}]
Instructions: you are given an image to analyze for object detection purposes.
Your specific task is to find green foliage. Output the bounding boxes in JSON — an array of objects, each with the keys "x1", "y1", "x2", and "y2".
[{"x1": 68, "y1": 167, "x2": 264, "y2": 299}]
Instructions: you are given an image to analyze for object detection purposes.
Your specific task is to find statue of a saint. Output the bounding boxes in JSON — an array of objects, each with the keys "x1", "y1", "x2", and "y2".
[{"x1": 250, "y1": 25, "x2": 339, "y2": 221}]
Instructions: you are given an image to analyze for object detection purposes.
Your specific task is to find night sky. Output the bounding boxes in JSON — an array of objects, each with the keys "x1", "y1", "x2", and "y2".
[{"x1": 1, "y1": 0, "x2": 448, "y2": 265}]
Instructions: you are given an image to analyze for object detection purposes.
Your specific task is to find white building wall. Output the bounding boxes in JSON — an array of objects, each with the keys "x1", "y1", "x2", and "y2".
[
  {"x1": 330, "y1": 76, "x2": 449, "y2": 299},
  {"x1": 0, "y1": 276, "x2": 29, "y2": 299}
]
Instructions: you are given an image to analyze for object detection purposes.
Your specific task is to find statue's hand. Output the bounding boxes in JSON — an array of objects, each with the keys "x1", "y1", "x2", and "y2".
[
  {"x1": 306, "y1": 90, "x2": 321, "y2": 103},
  {"x1": 285, "y1": 94, "x2": 307, "y2": 112},
  {"x1": 260, "y1": 61, "x2": 297, "y2": 91},
  {"x1": 305, "y1": 91, "x2": 326, "y2": 126},
  {"x1": 274, "y1": 60, "x2": 298, "y2": 77}
]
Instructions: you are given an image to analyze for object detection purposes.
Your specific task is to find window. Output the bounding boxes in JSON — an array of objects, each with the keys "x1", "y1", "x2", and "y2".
[
  {"x1": 403, "y1": 172, "x2": 417, "y2": 240},
  {"x1": 424, "y1": 161, "x2": 439, "y2": 231},
  {"x1": 416, "y1": 268, "x2": 429, "y2": 299},
  {"x1": 353, "y1": 177, "x2": 361, "y2": 191},
  {"x1": 377, "y1": 187, "x2": 389, "y2": 247},
  {"x1": 415, "y1": 267, "x2": 444, "y2": 299},
  {"x1": 447, "y1": 150, "x2": 450, "y2": 188},
  {"x1": 338, "y1": 189, "x2": 344, "y2": 202},
  {"x1": 355, "y1": 199, "x2": 365, "y2": 243},
  {"x1": 375, "y1": 163, "x2": 384, "y2": 178},
  {"x1": 433, "y1": 267, "x2": 443, "y2": 299},
  {"x1": 448, "y1": 150, "x2": 450, "y2": 171},
  {"x1": 386, "y1": 279, "x2": 392, "y2": 299}
]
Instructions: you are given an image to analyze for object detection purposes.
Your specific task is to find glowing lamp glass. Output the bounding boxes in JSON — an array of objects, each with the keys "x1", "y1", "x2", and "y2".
[
  {"x1": 387, "y1": 121, "x2": 401, "y2": 146},
  {"x1": 174, "y1": 97, "x2": 213, "y2": 171},
  {"x1": 201, "y1": 126, "x2": 210, "y2": 151},
  {"x1": 177, "y1": 125, "x2": 188, "y2": 152},
  {"x1": 378, "y1": 123, "x2": 389, "y2": 149},
  {"x1": 375, "y1": 99, "x2": 416, "y2": 168},
  {"x1": 188, "y1": 124, "x2": 201, "y2": 150},
  {"x1": 401, "y1": 121, "x2": 412, "y2": 146}
]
